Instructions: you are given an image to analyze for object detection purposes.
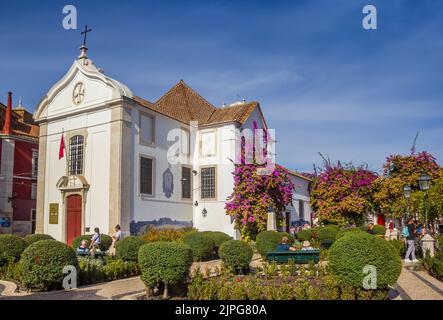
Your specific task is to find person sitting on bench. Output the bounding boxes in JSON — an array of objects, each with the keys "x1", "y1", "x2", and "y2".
[
  {"x1": 276, "y1": 236, "x2": 297, "y2": 251},
  {"x1": 77, "y1": 240, "x2": 90, "y2": 255}
]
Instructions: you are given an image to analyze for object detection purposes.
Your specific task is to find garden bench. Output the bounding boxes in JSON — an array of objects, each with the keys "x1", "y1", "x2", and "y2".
[
  {"x1": 266, "y1": 249, "x2": 320, "y2": 264},
  {"x1": 76, "y1": 251, "x2": 106, "y2": 259}
]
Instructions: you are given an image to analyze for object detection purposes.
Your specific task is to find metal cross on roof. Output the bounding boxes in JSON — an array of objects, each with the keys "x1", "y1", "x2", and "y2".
[{"x1": 81, "y1": 25, "x2": 92, "y2": 47}]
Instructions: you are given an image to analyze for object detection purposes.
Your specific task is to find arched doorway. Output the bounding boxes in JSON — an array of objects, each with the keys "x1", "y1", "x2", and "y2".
[{"x1": 66, "y1": 195, "x2": 82, "y2": 245}]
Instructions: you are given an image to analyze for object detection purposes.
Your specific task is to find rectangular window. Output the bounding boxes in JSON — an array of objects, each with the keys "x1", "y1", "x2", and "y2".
[
  {"x1": 140, "y1": 114, "x2": 155, "y2": 145},
  {"x1": 201, "y1": 167, "x2": 216, "y2": 199},
  {"x1": 140, "y1": 157, "x2": 154, "y2": 195},
  {"x1": 200, "y1": 131, "x2": 216, "y2": 157},
  {"x1": 31, "y1": 183, "x2": 37, "y2": 200},
  {"x1": 69, "y1": 135, "x2": 84, "y2": 175},
  {"x1": 31, "y1": 150, "x2": 38, "y2": 179},
  {"x1": 181, "y1": 166, "x2": 192, "y2": 199},
  {"x1": 31, "y1": 209, "x2": 36, "y2": 234},
  {"x1": 299, "y1": 201, "x2": 304, "y2": 219}
]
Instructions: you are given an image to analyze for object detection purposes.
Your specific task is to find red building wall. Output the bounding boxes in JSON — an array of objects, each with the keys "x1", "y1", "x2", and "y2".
[{"x1": 12, "y1": 139, "x2": 37, "y2": 222}]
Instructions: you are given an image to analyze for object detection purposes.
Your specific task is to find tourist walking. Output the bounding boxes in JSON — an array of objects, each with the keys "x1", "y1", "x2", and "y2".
[
  {"x1": 404, "y1": 217, "x2": 418, "y2": 263},
  {"x1": 109, "y1": 224, "x2": 123, "y2": 256},
  {"x1": 90, "y1": 227, "x2": 101, "y2": 258}
]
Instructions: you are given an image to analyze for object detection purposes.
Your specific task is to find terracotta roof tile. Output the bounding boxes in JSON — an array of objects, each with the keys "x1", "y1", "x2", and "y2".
[
  {"x1": 0, "y1": 103, "x2": 39, "y2": 139},
  {"x1": 132, "y1": 80, "x2": 260, "y2": 126}
]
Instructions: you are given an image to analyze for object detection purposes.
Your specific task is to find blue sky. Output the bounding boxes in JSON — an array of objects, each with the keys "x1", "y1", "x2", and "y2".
[{"x1": 1, "y1": 0, "x2": 442, "y2": 173}]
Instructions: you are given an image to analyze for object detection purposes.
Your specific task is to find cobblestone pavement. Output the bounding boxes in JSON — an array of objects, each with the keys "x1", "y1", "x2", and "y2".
[{"x1": 395, "y1": 263, "x2": 443, "y2": 300}]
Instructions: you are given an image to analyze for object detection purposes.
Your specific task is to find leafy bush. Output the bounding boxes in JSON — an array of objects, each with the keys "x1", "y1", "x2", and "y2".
[
  {"x1": 335, "y1": 227, "x2": 364, "y2": 240},
  {"x1": 72, "y1": 234, "x2": 113, "y2": 252},
  {"x1": 297, "y1": 230, "x2": 312, "y2": 241},
  {"x1": 0, "y1": 234, "x2": 27, "y2": 266},
  {"x1": 115, "y1": 236, "x2": 146, "y2": 261},
  {"x1": 183, "y1": 232, "x2": 215, "y2": 261},
  {"x1": 322, "y1": 275, "x2": 389, "y2": 300},
  {"x1": 141, "y1": 226, "x2": 197, "y2": 242},
  {"x1": 200, "y1": 231, "x2": 232, "y2": 251},
  {"x1": 329, "y1": 232, "x2": 402, "y2": 289},
  {"x1": 389, "y1": 239, "x2": 406, "y2": 257},
  {"x1": 256, "y1": 231, "x2": 294, "y2": 257},
  {"x1": 78, "y1": 256, "x2": 105, "y2": 284},
  {"x1": 138, "y1": 242, "x2": 193, "y2": 298},
  {"x1": 317, "y1": 226, "x2": 338, "y2": 243},
  {"x1": 103, "y1": 258, "x2": 140, "y2": 280},
  {"x1": 218, "y1": 240, "x2": 253, "y2": 274},
  {"x1": 20, "y1": 240, "x2": 78, "y2": 291},
  {"x1": 373, "y1": 225, "x2": 387, "y2": 236},
  {"x1": 24, "y1": 234, "x2": 55, "y2": 246},
  {"x1": 421, "y1": 253, "x2": 443, "y2": 281}
]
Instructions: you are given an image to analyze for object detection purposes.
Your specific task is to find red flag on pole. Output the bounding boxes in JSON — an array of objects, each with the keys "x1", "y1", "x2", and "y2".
[{"x1": 59, "y1": 133, "x2": 66, "y2": 160}]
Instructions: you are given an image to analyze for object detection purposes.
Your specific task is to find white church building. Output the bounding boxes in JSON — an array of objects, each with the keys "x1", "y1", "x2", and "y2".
[{"x1": 33, "y1": 45, "x2": 311, "y2": 243}]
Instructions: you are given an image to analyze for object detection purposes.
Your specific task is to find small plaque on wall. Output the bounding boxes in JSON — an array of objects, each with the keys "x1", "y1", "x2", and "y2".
[{"x1": 49, "y1": 203, "x2": 59, "y2": 224}]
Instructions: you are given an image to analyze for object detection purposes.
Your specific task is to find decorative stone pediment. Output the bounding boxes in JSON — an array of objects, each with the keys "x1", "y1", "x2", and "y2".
[
  {"x1": 56, "y1": 175, "x2": 90, "y2": 192},
  {"x1": 34, "y1": 57, "x2": 133, "y2": 122}
]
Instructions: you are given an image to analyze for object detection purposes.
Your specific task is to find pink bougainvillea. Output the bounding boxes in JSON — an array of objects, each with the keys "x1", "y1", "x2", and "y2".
[{"x1": 225, "y1": 164, "x2": 294, "y2": 241}]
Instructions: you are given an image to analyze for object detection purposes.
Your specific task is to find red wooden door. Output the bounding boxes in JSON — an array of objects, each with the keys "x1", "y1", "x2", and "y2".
[{"x1": 66, "y1": 195, "x2": 82, "y2": 245}]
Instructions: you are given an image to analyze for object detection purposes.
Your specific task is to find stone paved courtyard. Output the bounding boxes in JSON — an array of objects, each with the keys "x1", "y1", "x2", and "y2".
[{"x1": 1, "y1": 258, "x2": 442, "y2": 300}]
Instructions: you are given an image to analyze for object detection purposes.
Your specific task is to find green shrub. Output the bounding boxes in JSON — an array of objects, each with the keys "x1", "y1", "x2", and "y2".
[
  {"x1": 218, "y1": 240, "x2": 253, "y2": 274},
  {"x1": 335, "y1": 227, "x2": 364, "y2": 240},
  {"x1": 115, "y1": 236, "x2": 146, "y2": 261},
  {"x1": 201, "y1": 231, "x2": 232, "y2": 251},
  {"x1": 389, "y1": 239, "x2": 406, "y2": 257},
  {"x1": 317, "y1": 226, "x2": 338, "y2": 243},
  {"x1": 322, "y1": 275, "x2": 389, "y2": 300},
  {"x1": 20, "y1": 240, "x2": 78, "y2": 291},
  {"x1": 103, "y1": 258, "x2": 140, "y2": 280},
  {"x1": 138, "y1": 242, "x2": 193, "y2": 298},
  {"x1": 141, "y1": 226, "x2": 197, "y2": 242},
  {"x1": 24, "y1": 234, "x2": 55, "y2": 246},
  {"x1": 72, "y1": 234, "x2": 113, "y2": 252},
  {"x1": 183, "y1": 232, "x2": 215, "y2": 261},
  {"x1": 329, "y1": 232, "x2": 402, "y2": 289},
  {"x1": 373, "y1": 225, "x2": 386, "y2": 236},
  {"x1": 256, "y1": 231, "x2": 294, "y2": 257},
  {"x1": 421, "y1": 253, "x2": 443, "y2": 281},
  {"x1": 0, "y1": 234, "x2": 27, "y2": 266},
  {"x1": 78, "y1": 256, "x2": 105, "y2": 284},
  {"x1": 297, "y1": 230, "x2": 312, "y2": 241}
]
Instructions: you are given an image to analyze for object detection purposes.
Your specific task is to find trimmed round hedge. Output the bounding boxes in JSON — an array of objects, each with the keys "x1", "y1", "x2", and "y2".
[
  {"x1": 138, "y1": 242, "x2": 193, "y2": 294},
  {"x1": 219, "y1": 240, "x2": 253, "y2": 273},
  {"x1": 296, "y1": 229, "x2": 312, "y2": 241},
  {"x1": 329, "y1": 232, "x2": 402, "y2": 289},
  {"x1": 256, "y1": 231, "x2": 294, "y2": 257},
  {"x1": 373, "y1": 225, "x2": 387, "y2": 236},
  {"x1": 24, "y1": 234, "x2": 55, "y2": 246},
  {"x1": 0, "y1": 234, "x2": 27, "y2": 266},
  {"x1": 72, "y1": 234, "x2": 113, "y2": 252},
  {"x1": 20, "y1": 240, "x2": 78, "y2": 291},
  {"x1": 335, "y1": 227, "x2": 364, "y2": 240},
  {"x1": 317, "y1": 226, "x2": 338, "y2": 243},
  {"x1": 200, "y1": 231, "x2": 231, "y2": 250},
  {"x1": 183, "y1": 232, "x2": 215, "y2": 261},
  {"x1": 115, "y1": 236, "x2": 146, "y2": 261}
]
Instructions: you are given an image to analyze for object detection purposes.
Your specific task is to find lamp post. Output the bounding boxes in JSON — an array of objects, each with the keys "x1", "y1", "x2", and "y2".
[
  {"x1": 403, "y1": 184, "x2": 411, "y2": 225},
  {"x1": 418, "y1": 172, "x2": 431, "y2": 230}
]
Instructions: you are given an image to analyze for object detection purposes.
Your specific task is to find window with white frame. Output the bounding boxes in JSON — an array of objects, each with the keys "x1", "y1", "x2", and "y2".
[
  {"x1": 31, "y1": 150, "x2": 38, "y2": 179},
  {"x1": 181, "y1": 166, "x2": 192, "y2": 199},
  {"x1": 140, "y1": 113, "x2": 155, "y2": 145},
  {"x1": 201, "y1": 167, "x2": 216, "y2": 199},
  {"x1": 69, "y1": 135, "x2": 84, "y2": 175},
  {"x1": 299, "y1": 200, "x2": 304, "y2": 219},
  {"x1": 140, "y1": 156, "x2": 154, "y2": 195},
  {"x1": 31, "y1": 183, "x2": 37, "y2": 200},
  {"x1": 200, "y1": 131, "x2": 216, "y2": 157}
]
